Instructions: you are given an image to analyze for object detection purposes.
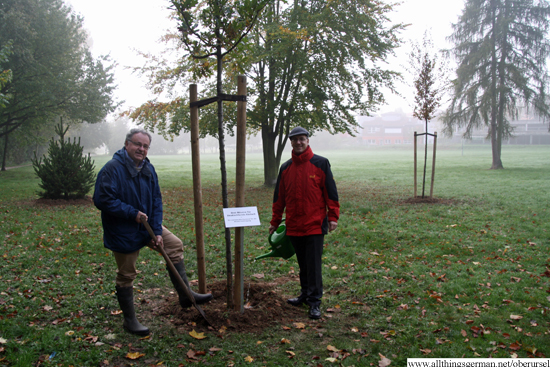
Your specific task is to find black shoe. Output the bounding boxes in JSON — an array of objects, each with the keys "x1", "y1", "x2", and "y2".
[
  {"x1": 308, "y1": 305, "x2": 321, "y2": 319},
  {"x1": 287, "y1": 297, "x2": 305, "y2": 307}
]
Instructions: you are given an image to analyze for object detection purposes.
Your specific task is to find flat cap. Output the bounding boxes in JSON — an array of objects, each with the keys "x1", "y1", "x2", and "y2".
[{"x1": 288, "y1": 126, "x2": 309, "y2": 139}]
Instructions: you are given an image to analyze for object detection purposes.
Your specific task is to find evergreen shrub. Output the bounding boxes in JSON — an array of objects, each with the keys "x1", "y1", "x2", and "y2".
[{"x1": 32, "y1": 122, "x2": 95, "y2": 200}]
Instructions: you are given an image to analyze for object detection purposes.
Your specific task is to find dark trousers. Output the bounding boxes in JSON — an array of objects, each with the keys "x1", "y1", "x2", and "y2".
[{"x1": 288, "y1": 234, "x2": 324, "y2": 307}]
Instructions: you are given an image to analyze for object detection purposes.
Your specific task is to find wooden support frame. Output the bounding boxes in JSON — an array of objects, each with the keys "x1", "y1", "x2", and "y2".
[
  {"x1": 413, "y1": 131, "x2": 438, "y2": 199},
  {"x1": 188, "y1": 77, "x2": 248, "y2": 308}
]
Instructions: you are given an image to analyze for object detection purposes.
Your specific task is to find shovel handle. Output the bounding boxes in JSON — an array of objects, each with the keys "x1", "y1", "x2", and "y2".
[{"x1": 140, "y1": 216, "x2": 196, "y2": 304}]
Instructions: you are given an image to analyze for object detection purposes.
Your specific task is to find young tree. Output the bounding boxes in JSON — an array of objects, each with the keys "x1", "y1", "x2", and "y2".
[
  {"x1": 408, "y1": 33, "x2": 449, "y2": 198},
  {"x1": 160, "y1": 0, "x2": 268, "y2": 307},
  {"x1": 443, "y1": 0, "x2": 550, "y2": 169},
  {"x1": 32, "y1": 120, "x2": 95, "y2": 200},
  {"x1": 0, "y1": 0, "x2": 118, "y2": 170}
]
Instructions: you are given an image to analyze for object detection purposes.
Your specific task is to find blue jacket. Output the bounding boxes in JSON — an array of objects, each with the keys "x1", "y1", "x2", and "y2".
[{"x1": 93, "y1": 148, "x2": 163, "y2": 253}]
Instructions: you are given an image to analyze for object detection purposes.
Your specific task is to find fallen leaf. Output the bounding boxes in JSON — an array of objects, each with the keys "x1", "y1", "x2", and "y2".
[
  {"x1": 84, "y1": 336, "x2": 98, "y2": 343},
  {"x1": 293, "y1": 322, "x2": 306, "y2": 329},
  {"x1": 510, "y1": 315, "x2": 523, "y2": 320},
  {"x1": 420, "y1": 348, "x2": 431, "y2": 354},
  {"x1": 351, "y1": 327, "x2": 359, "y2": 332},
  {"x1": 252, "y1": 273, "x2": 264, "y2": 279},
  {"x1": 379, "y1": 353, "x2": 391, "y2": 367},
  {"x1": 110, "y1": 310, "x2": 122, "y2": 315},
  {"x1": 326, "y1": 357, "x2": 338, "y2": 363},
  {"x1": 509, "y1": 342, "x2": 521, "y2": 351},
  {"x1": 209, "y1": 347, "x2": 222, "y2": 352},
  {"x1": 125, "y1": 352, "x2": 145, "y2": 360},
  {"x1": 104, "y1": 333, "x2": 116, "y2": 340},
  {"x1": 461, "y1": 330, "x2": 467, "y2": 337},
  {"x1": 245, "y1": 356, "x2": 254, "y2": 362},
  {"x1": 286, "y1": 351, "x2": 295, "y2": 357},
  {"x1": 189, "y1": 330, "x2": 207, "y2": 340},
  {"x1": 43, "y1": 306, "x2": 53, "y2": 311},
  {"x1": 524, "y1": 346, "x2": 537, "y2": 354},
  {"x1": 282, "y1": 326, "x2": 291, "y2": 330},
  {"x1": 327, "y1": 345, "x2": 340, "y2": 352},
  {"x1": 281, "y1": 338, "x2": 291, "y2": 344},
  {"x1": 0, "y1": 338, "x2": 7, "y2": 344},
  {"x1": 65, "y1": 331, "x2": 74, "y2": 336}
]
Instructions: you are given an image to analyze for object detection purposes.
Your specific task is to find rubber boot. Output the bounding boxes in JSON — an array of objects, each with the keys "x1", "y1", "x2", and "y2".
[
  {"x1": 116, "y1": 286, "x2": 150, "y2": 336},
  {"x1": 168, "y1": 261, "x2": 213, "y2": 309}
]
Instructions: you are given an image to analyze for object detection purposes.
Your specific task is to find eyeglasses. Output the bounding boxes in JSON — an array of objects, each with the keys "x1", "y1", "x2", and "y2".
[{"x1": 128, "y1": 140, "x2": 150, "y2": 150}]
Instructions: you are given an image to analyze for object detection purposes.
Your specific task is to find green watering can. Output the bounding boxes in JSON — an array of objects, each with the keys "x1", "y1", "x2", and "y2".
[{"x1": 255, "y1": 222, "x2": 295, "y2": 260}]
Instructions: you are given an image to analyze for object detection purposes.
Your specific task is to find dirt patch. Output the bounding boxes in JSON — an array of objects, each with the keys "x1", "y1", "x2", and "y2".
[
  {"x1": 147, "y1": 277, "x2": 308, "y2": 334},
  {"x1": 32, "y1": 196, "x2": 94, "y2": 207},
  {"x1": 401, "y1": 196, "x2": 456, "y2": 205}
]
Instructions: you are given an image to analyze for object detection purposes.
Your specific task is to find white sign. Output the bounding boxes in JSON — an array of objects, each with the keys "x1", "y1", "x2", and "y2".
[{"x1": 222, "y1": 207, "x2": 262, "y2": 228}]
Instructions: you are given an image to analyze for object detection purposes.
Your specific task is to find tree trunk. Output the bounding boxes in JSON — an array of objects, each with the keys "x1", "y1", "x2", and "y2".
[
  {"x1": 262, "y1": 128, "x2": 280, "y2": 187},
  {"x1": 489, "y1": 0, "x2": 503, "y2": 170},
  {"x1": 1, "y1": 129, "x2": 8, "y2": 171},
  {"x1": 215, "y1": 42, "x2": 233, "y2": 309}
]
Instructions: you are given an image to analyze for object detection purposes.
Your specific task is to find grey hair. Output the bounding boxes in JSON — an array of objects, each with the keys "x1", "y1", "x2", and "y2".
[{"x1": 125, "y1": 128, "x2": 152, "y2": 144}]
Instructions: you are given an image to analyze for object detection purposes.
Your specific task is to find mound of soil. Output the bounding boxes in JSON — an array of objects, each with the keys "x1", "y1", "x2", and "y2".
[
  {"x1": 33, "y1": 196, "x2": 94, "y2": 207},
  {"x1": 152, "y1": 278, "x2": 307, "y2": 334},
  {"x1": 402, "y1": 196, "x2": 455, "y2": 205}
]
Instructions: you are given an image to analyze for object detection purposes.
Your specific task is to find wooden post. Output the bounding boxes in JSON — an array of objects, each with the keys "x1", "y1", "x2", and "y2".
[
  {"x1": 234, "y1": 76, "x2": 247, "y2": 313},
  {"x1": 414, "y1": 132, "x2": 417, "y2": 198},
  {"x1": 190, "y1": 84, "x2": 207, "y2": 293},
  {"x1": 429, "y1": 132, "x2": 437, "y2": 198}
]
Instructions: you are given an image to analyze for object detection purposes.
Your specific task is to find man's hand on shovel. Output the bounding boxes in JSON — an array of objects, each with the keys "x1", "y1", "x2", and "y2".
[{"x1": 149, "y1": 235, "x2": 163, "y2": 250}]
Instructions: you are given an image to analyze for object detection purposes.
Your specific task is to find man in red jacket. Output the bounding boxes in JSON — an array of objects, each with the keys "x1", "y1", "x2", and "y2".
[{"x1": 269, "y1": 127, "x2": 340, "y2": 319}]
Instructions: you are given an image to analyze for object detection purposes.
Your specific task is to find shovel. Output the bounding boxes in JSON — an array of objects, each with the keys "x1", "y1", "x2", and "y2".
[{"x1": 140, "y1": 216, "x2": 212, "y2": 326}]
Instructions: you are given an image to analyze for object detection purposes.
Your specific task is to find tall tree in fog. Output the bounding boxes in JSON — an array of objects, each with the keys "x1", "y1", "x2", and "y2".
[
  {"x1": 443, "y1": 0, "x2": 550, "y2": 169},
  {"x1": 250, "y1": 0, "x2": 404, "y2": 186},
  {"x1": 0, "y1": 0, "x2": 117, "y2": 170}
]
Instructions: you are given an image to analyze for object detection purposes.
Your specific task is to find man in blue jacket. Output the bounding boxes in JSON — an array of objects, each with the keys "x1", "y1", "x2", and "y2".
[{"x1": 94, "y1": 128, "x2": 212, "y2": 336}]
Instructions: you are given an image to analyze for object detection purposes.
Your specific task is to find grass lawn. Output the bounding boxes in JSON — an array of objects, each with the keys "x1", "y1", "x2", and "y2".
[{"x1": 0, "y1": 144, "x2": 549, "y2": 366}]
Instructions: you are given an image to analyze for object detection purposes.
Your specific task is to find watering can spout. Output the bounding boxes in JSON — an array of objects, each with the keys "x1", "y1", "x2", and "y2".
[
  {"x1": 254, "y1": 222, "x2": 295, "y2": 260},
  {"x1": 255, "y1": 251, "x2": 277, "y2": 260}
]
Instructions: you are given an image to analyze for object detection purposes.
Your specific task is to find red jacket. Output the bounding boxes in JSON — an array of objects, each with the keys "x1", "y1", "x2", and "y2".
[{"x1": 271, "y1": 146, "x2": 340, "y2": 236}]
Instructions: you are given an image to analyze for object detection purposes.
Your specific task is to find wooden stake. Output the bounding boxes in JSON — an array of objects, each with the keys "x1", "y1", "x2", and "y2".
[
  {"x1": 190, "y1": 84, "x2": 207, "y2": 293},
  {"x1": 414, "y1": 132, "x2": 417, "y2": 198},
  {"x1": 430, "y1": 132, "x2": 437, "y2": 198},
  {"x1": 234, "y1": 76, "x2": 247, "y2": 313}
]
